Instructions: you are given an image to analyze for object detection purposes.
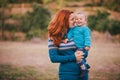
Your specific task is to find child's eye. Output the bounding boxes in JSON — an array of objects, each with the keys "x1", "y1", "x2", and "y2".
[
  {"x1": 76, "y1": 18, "x2": 82, "y2": 20},
  {"x1": 76, "y1": 19, "x2": 78, "y2": 20},
  {"x1": 80, "y1": 18, "x2": 82, "y2": 20}
]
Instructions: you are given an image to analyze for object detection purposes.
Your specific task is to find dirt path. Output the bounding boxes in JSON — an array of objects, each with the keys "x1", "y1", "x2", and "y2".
[
  {"x1": 0, "y1": 41, "x2": 120, "y2": 69},
  {"x1": 0, "y1": 41, "x2": 50, "y2": 68}
]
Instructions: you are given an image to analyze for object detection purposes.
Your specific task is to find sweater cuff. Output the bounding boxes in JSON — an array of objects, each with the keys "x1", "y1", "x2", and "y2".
[{"x1": 85, "y1": 45, "x2": 91, "y2": 47}]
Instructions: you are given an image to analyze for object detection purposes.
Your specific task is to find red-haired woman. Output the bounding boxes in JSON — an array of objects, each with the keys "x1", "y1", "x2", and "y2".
[{"x1": 48, "y1": 9, "x2": 88, "y2": 80}]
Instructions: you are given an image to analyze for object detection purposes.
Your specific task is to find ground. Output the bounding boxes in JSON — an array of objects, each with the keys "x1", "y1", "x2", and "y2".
[{"x1": 0, "y1": 40, "x2": 120, "y2": 80}]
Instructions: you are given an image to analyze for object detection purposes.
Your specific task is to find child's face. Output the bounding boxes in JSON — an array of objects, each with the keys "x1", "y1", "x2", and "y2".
[
  {"x1": 75, "y1": 14, "x2": 86, "y2": 26},
  {"x1": 69, "y1": 14, "x2": 75, "y2": 28}
]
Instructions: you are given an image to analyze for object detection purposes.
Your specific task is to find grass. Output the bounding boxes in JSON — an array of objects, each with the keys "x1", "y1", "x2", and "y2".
[
  {"x1": 0, "y1": 64, "x2": 58, "y2": 80},
  {"x1": 0, "y1": 64, "x2": 119, "y2": 80},
  {"x1": 0, "y1": 65, "x2": 36, "y2": 80}
]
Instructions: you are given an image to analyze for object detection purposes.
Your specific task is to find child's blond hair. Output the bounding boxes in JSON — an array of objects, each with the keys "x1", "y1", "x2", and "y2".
[{"x1": 74, "y1": 11, "x2": 87, "y2": 21}]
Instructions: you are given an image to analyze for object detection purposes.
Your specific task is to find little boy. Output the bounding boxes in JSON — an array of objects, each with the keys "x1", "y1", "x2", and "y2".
[{"x1": 63, "y1": 11, "x2": 91, "y2": 77}]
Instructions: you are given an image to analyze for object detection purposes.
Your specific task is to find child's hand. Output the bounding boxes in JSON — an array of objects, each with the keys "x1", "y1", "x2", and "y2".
[
  {"x1": 75, "y1": 50, "x2": 84, "y2": 56},
  {"x1": 62, "y1": 39, "x2": 68, "y2": 44},
  {"x1": 85, "y1": 46, "x2": 90, "y2": 51}
]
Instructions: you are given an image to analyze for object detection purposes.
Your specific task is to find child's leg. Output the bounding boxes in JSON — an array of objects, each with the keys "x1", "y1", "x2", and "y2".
[
  {"x1": 78, "y1": 58, "x2": 87, "y2": 70},
  {"x1": 77, "y1": 58, "x2": 89, "y2": 77},
  {"x1": 83, "y1": 49, "x2": 88, "y2": 58},
  {"x1": 76, "y1": 48, "x2": 90, "y2": 77},
  {"x1": 83, "y1": 50, "x2": 91, "y2": 69}
]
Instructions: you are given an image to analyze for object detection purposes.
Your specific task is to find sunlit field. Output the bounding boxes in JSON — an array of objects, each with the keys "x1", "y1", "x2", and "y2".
[{"x1": 0, "y1": 40, "x2": 120, "y2": 80}]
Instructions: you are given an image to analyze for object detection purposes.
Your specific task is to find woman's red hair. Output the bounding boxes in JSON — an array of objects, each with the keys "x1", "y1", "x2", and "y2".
[{"x1": 48, "y1": 9, "x2": 73, "y2": 46}]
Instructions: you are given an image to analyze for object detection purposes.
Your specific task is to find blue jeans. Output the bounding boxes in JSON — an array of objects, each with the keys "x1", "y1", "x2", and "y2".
[{"x1": 77, "y1": 48, "x2": 88, "y2": 70}]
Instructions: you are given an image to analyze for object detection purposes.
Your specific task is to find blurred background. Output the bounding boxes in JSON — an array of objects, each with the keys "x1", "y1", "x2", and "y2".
[{"x1": 0, "y1": 0, "x2": 120, "y2": 80}]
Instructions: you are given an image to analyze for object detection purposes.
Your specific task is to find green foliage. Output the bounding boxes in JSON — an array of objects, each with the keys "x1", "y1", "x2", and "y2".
[
  {"x1": 4, "y1": 23, "x2": 20, "y2": 32},
  {"x1": 42, "y1": 0, "x2": 54, "y2": 4},
  {"x1": 87, "y1": 0, "x2": 120, "y2": 12},
  {"x1": 88, "y1": 10, "x2": 110, "y2": 32},
  {"x1": 104, "y1": 0, "x2": 120, "y2": 12},
  {"x1": 65, "y1": 0, "x2": 82, "y2": 1},
  {"x1": 0, "y1": 64, "x2": 58, "y2": 80},
  {"x1": 0, "y1": 0, "x2": 10, "y2": 40},
  {"x1": 108, "y1": 20, "x2": 120, "y2": 35},
  {"x1": 3, "y1": 0, "x2": 43, "y2": 4},
  {"x1": 0, "y1": 0, "x2": 8, "y2": 7},
  {"x1": 17, "y1": 3, "x2": 51, "y2": 40},
  {"x1": 88, "y1": 10, "x2": 120, "y2": 35},
  {"x1": 21, "y1": 3, "x2": 51, "y2": 33},
  {"x1": 0, "y1": 65, "x2": 39, "y2": 80},
  {"x1": 0, "y1": 2, "x2": 51, "y2": 41}
]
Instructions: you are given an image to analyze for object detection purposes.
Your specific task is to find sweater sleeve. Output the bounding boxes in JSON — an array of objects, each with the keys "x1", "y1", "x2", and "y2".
[
  {"x1": 83, "y1": 26, "x2": 91, "y2": 47},
  {"x1": 48, "y1": 39, "x2": 76, "y2": 63},
  {"x1": 67, "y1": 28, "x2": 73, "y2": 40}
]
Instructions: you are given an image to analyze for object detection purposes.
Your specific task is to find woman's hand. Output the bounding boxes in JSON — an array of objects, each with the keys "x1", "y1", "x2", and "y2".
[
  {"x1": 75, "y1": 51, "x2": 84, "y2": 61},
  {"x1": 62, "y1": 39, "x2": 68, "y2": 44}
]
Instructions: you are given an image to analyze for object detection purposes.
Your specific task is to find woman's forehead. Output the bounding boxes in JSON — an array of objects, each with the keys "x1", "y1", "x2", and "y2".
[{"x1": 70, "y1": 13, "x2": 75, "y2": 18}]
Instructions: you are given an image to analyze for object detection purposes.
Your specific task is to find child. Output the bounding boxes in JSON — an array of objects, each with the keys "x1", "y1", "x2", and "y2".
[{"x1": 63, "y1": 11, "x2": 91, "y2": 77}]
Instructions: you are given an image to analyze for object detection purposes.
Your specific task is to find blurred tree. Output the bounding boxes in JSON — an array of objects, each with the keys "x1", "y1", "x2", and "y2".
[
  {"x1": 88, "y1": 10, "x2": 120, "y2": 35},
  {"x1": 91, "y1": 0, "x2": 104, "y2": 6},
  {"x1": 4, "y1": 0, "x2": 43, "y2": 4},
  {"x1": 56, "y1": 0, "x2": 64, "y2": 8},
  {"x1": 0, "y1": 0, "x2": 9, "y2": 40},
  {"x1": 90, "y1": 0, "x2": 120, "y2": 12},
  {"x1": 42, "y1": 0, "x2": 54, "y2": 4},
  {"x1": 108, "y1": 20, "x2": 120, "y2": 35},
  {"x1": 20, "y1": 3, "x2": 51, "y2": 39},
  {"x1": 21, "y1": 3, "x2": 51, "y2": 32},
  {"x1": 88, "y1": 10, "x2": 110, "y2": 32}
]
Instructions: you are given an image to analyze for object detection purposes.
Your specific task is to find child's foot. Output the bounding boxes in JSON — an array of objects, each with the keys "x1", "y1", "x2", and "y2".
[
  {"x1": 86, "y1": 64, "x2": 90, "y2": 69},
  {"x1": 80, "y1": 69, "x2": 89, "y2": 77}
]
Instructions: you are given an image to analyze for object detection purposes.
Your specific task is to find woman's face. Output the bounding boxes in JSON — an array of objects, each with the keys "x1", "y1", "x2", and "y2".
[{"x1": 69, "y1": 14, "x2": 75, "y2": 28}]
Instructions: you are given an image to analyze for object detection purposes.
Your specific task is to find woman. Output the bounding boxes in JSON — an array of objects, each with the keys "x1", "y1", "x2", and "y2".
[{"x1": 48, "y1": 9, "x2": 88, "y2": 80}]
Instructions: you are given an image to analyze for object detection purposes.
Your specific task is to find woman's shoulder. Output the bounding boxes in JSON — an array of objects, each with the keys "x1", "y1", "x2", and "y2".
[
  {"x1": 48, "y1": 38, "x2": 58, "y2": 49},
  {"x1": 48, "y1": 38, "x2": 76, "y2": 50},
  {"x1": 48, "y1": 38, "x2": 53, "y2": 42}
]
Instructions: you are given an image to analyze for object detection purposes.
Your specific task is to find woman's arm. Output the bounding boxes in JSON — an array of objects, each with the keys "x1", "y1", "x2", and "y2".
[
  {"x1": 48, "y1": 39, "x2": 76, "y2": 63},
  {"x1": 49, "y1": 48, "x2": 76, "y2": 63},
  {"x1": 48, "y1": 39, "x2": 83, "y2": 63},
  {"x1": 84, "y1": 26, "x2": 91, "y2": 47}
]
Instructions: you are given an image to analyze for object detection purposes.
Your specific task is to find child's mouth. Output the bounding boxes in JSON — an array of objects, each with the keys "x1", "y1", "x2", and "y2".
[{"x1": 77, "y1": 22, "x2": 82, "y2": 24}]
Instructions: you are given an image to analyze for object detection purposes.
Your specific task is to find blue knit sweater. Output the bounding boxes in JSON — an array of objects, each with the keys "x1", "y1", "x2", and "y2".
[
  {"x1": 68, "y1": 25, "x2": 91, "y2": 48},
  {"x1": 48, "y1": 39, "x2": 83, "y2": 80}
]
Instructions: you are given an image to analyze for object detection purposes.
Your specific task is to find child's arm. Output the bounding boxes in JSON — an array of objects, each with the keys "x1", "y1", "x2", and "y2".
[
  {"x1": 84, "y1": 26, "x2": 91, "y2": 51},
  {"x1": 62, "y1": 28, "x2": 73, "y2": 44}
]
